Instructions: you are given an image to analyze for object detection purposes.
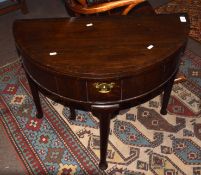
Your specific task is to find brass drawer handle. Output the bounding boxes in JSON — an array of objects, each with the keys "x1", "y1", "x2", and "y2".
[{"x1": 93, "y1": 82, "x2": 115, "y2": 94}]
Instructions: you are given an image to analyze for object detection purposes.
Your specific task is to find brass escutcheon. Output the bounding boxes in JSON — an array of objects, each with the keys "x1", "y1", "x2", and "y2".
[{"x1": 93, "y1": 82, "x2": 115, "y2": 94}]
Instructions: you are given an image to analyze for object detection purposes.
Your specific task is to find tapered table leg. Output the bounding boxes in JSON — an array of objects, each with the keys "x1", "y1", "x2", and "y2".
[
  {"x1": 26, "y1": 74, "x2": 43, "y2": 119},
  {"x1": 92, "y1": 105, "x2": 118, "y2": 170},
  {"x1": 69, "y1": 107, "x2": 76, "y2": 120},
  {"x1": 160, "y1": 73, "x2": 177, "y2": 115},
  {"x1": 98, "y1": 113, "x2": 111, "y2": 170}
]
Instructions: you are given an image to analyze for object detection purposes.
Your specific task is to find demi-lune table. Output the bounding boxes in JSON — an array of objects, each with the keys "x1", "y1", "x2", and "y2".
[{"x1": 13, "y1": 14, "x2": 189, "y2": 170}]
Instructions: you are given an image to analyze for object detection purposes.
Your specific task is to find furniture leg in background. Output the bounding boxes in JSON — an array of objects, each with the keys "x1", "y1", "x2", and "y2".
[
  {"x1": 69, "y1": 107, "x2": 76, "y2": 120},
  {"x1": 0, "y1": 0, "x2": 28, "y2": 15}
]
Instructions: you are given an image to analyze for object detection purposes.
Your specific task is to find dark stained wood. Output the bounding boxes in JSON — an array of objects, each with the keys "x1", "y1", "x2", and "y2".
[
  {"x1": 87, "y1": 79, "x2": 121, "y2": 102},
  {"x1": 69, "y1": 107, "x2": 76, "y2": 120},
  {"x1": 13, "y1": 15, "x2": 188, "y2": 79},
  {"x1": 160, "y1": 71, "x2": 177, "y2": 115},
  {"x1": 25, "y1": 72, "x2": 43, "y2": 119},
  {"x1": 13, "y1": 14, "x2": 189, "y2": 170},
  {"x1": 91, "y1": 106, "x2": 118, "y2": 170}
]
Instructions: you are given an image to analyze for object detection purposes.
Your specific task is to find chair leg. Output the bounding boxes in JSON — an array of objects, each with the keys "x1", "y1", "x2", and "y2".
[
  {"x1": 174, "y1": 74, "x2": 187, "y2": 84},
  {"x1": 19, "y1": 0, "x2": 28, "y2": 14},
  {"x1": 64, "y1": 0, "x2": 78, "y2": 16}
]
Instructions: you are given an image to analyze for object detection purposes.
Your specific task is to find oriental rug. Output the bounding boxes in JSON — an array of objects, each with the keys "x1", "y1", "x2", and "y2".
[
  {"x1": 155, "y1": 0, "x2": 201, "y2": 43},
  {"x1": 0, "y1": 49, "x2": 201, "y2": 175}
]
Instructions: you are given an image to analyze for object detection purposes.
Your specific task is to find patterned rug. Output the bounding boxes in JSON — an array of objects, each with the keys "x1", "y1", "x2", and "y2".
[
  {"x1": 155, "y1": 0, "x2": 201, "y2": 43},
  {"x1": 0, "y1": 49, "x2": 201, "y2": 175}
]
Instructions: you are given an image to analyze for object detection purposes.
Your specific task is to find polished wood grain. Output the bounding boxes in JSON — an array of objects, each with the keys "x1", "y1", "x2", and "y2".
[
  {"x1": 13, "y1": 14, "x2": 189, "y2": 170},
  {"x1": 14, "y1": 16, "x2": 188, "y2": 78}
]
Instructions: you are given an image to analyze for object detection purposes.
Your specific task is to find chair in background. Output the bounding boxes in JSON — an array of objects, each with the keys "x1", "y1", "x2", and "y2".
[{"x1": 64, "y1": 0, "x2": 155, "y2": 16}]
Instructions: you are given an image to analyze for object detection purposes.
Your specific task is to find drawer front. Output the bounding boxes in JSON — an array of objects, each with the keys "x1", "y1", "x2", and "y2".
[
  {"x1": 55, "y1": 76, "x2": 87, "y2": 101},
  {"x1": 23, "y1": 58, "x2": 87, "y2": 101},
  {"x1": 87, "y1": 80, "x2": 121, "y2": 102}
]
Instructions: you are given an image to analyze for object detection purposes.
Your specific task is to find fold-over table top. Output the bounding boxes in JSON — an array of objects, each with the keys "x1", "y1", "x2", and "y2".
[{"x1": 13, "y1": 14, "x2": 189, "y2": 78}]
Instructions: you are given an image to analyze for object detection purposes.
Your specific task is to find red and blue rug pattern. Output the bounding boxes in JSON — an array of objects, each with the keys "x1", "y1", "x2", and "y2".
[{"x1": 0, "y1": 49, "x2": 201, "y2": 175}]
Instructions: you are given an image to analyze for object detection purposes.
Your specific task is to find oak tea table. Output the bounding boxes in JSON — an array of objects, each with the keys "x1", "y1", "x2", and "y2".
[{"x1": 13, "y1": 14, "x2": 189, "y2": 170}]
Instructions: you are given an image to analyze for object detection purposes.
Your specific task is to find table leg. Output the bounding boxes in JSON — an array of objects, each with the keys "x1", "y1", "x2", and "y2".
[
  {"x1": 98, "y1": 113, "x2": 111, "y2": 170},
  {"x1": 26, "y1": 74, "x2": 43, "y2": 119},
  {"x1": 92, "y1": 105, "x2": 118, "y2": 170},
  {"x1": 69, "y1": 107, "x2": 76, "y2": 120},
  {"x1": 19, "y1": 0, "x2": 28, "y2": 14},
  {"x1": 160, "y1": 73, "x2": 176, "y2": 115}
]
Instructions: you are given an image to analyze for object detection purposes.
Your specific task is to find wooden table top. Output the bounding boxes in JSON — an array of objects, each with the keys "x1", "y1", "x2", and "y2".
[{"x1": 13, "y1": 14, "x2": 189, "y2": 79}]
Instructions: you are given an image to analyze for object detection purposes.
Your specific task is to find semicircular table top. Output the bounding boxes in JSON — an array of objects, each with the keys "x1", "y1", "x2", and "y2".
[{"x1": 13, "y1": 14, "x2": 189, "y2": 79}]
